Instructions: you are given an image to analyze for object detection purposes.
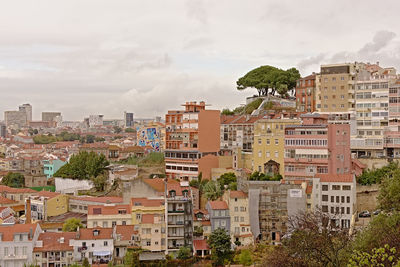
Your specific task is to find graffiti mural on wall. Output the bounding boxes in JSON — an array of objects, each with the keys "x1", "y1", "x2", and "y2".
[{"x1": 136, "y1": 126, "x2": 161, "y2": 151}]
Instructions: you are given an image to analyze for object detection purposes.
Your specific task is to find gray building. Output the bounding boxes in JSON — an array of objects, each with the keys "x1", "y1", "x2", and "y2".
[
  {"x1": 19, "y1": 103, "x2": 32, "y2": 122},
  {"x1": 239, "y1": 178, "x2": 306, "y2": 244},
  {"x1": 0, "y1": 123, "x2": 6, "y2": 138},
  {"x1": 124, "y1": 112, "x2": 134, "y2": 127},
  {"x1": 4, "y1": 110, "x2": 27, "y2": 128},
  {"x1": 206, "y1": 200, "x2": 230, "y2": 234},
  {"x1": 42, "y1": 112, "x2": 61, "y2": 122}
]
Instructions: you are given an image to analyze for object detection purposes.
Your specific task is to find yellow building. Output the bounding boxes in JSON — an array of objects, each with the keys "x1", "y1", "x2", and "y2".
[
  {"x1": 253, "y1": 116, "x2": 301, "y2": 175},
  {"x1": 27, "y1": 191, "x2": 69, "y2": 221},
  {"x1": 130, "y1": 197, "x2": 166, "y2": 252}
]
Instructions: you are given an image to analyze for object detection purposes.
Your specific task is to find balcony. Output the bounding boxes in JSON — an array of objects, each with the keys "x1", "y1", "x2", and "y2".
[
  {"x1": 78, "y1": 246, "x2": 88, "y2": 252},
  {"x1": 3, "y1": 254, "x2": 28, "y2": 260},
  {"x1": 168, "y1": 209, "x2": 185, "y2": 214}
]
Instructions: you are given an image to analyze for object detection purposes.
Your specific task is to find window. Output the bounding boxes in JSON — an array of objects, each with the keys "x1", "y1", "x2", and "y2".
[
  {"x1": 234, "y1": 216, "x2": 239, "y2": 222},
  {"x1": 240, "y1": 207, "x2": 246, "y2": 212},
  {"x1": 341, "y1": 207, "x2": 345, "y2": 214},
  {"x1": 322, "y1": 195, "x2": 328, "y2": 201},
  {"x1": 322, "y1": 205, "x2": 328, "y2": 212},
  {"x1": 146, "y1": 241, "x2": 151, "y2": 246},
  {"x1": 322, "y1": 185, "x2": 329, "y2": 191},
  {"x1": 332, "y1": 185, "x2": 340, "y2": 190},
  {"x1": 331, "y1": 207, "x2": 334, "y2": 214},
  {"x1": 266, "y1": 139, "x2": 270, "y2": 145},
  {"x1": 347, "y1": 207, "x2": 350, "y2": 214},
  {"x1": 266, "y1": 151, "x2": 270, "y2": 157},
  {"x1": 275, "y1": 151, "x2": 279, "y2": 158},
  {"x1": 258, "y1": 138, "x2": 261, "y2": 145},
  {"x1": 331, "y1": 196, "x2": 334, "y2": 202},
  {"x1": 275, "y1": 139, "x2": 279, "y2": 145},
  {"x1": 104, "y1": 241, "x2": 108, "y2": 246},
  {"x1": 234, "y1": 207, "x2": 238, "y2": 212},
  {"x1": 342, "y1": 185, "x2": 351, "y2": 190},
  {"x1": 336, "y1": 196, "x2": 339, "y2": 203},
  {"x1": 103, "y1": 221, "x2": 108, "y2": 228},
  {"x1": 240, "y1": 217, "x2": 244, "y2": 222},
  {"x1": 341, "y1": 196, "x2": 345, "y2": 203},
  {"x1": 347, "y1": 196, "x2": 350, "y2": 203}
]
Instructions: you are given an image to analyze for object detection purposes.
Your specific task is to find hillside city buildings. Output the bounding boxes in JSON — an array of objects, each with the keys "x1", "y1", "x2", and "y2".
[{"x1": 0, "y1": 60, "x2": 398, "y2": 265}]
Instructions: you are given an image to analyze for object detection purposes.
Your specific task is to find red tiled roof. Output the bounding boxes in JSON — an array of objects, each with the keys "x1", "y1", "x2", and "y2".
[
  {"x1": 317, "y1": 174, "x2": 354, "y2": 183},
  {"x1": 143, "y1": 178, "x2": 179, "y2": 192},
  {"x1": 229, "y1": 191, "x2": 247, "y2": 199},
  {"x1": 71, "y1": 196, "x2": 123, "y2": 204},
  {"x1": 78, "y1": 227, "x2": 113, "y2": 240},
  {"x1": 0, "y1": 223, "x2": 38, "y2": 241},
  {"x1": 193, "y1": 209, "x2": 208, "y2": 215},
  {"x1": 115, "y1": 225, "x2": 138, "y2": 241},
  {"x1": 0, "y1": 196, "x2": 17, "y2": 204},
  {"x1": 88, "y1": 204, "x2": 130, "y2": 215},
  {"x1": 130, "y1": 198, "x2": 164, "y2": 207},
  {"x1": 0, "y1": 185, "x2": 36, "y2": 194},
  {"x1": 208, "y1": 200, "x2": 228, "y2": 210},
  {"x1": 80, "y1": 143, "x2": 108, "y2": 149},
  {"x1": 194, "y1": 239, "x2": 209, "y2": 251},
  {"x1": 33, "y1": 232, "x2": 75, "y2": 252},
  {"x1": 38, "y1": 190, "x2": 60, "y2": 199},
  {"x1": 141, "y1": 214, "x2": 155, "y2": 224}
]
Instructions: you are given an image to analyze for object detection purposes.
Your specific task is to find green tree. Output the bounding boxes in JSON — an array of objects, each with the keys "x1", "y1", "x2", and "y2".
[
  {"x1": 348, "y1": 245, "x2": 400, "y2": 267},
  {"x1": 54, "y1": 151, "x2": 109, "y2": 180},
  {"x1": 91, "y1": 174, "x2": 108, "y2": 192},
  {"x1": 221, "y1": 108, "x2": 234, "y2": 115},
  {"x1": 357, "y1": 162, "x2": 399, "y2": 185},
  {"x1": 113, "y1": 126, "x2": 123, "y2": 134},
  {"x1": 237, "y1": 65, "x2": 300, "y2": 97},
  {"x1": 238, "y1": 249, "x2": 253, "y2": 266},
  {"x1": 82, "y1": 258, "x2": 90, "y2": 267},
  {"x1": 177, "y1": 246, "x2": 192, "y2": 260},
  {"x1": 62, "y1": 218, "x2": 84, "y2": 232},
  {"x1": 125, "y1": 128, "x2": 135, "y2": 133},
  {"x1": 249, "y1": 171, "x2": 282, "y2": 181},
  {"x1": 378, "y1": 167, "x2": 400, "y2": 212},
  {"x1": 208, "y1": 228, "x2": 232, "y2": 266},
  {"x1": 204, "y1": 180, "x2": 223, "y2": 201},
  {"x1": 85, "y1": 135, "x2": 95, "y2": 143},
  {"x1": 217, "y1": 172, "x2": 237, "y2": 190},
  {"x1": 33, "y1": 134, "x2": 58, "y2": 144},
  {"x1": 2, "y1": 172, "x2": 25, "y2": 188}
]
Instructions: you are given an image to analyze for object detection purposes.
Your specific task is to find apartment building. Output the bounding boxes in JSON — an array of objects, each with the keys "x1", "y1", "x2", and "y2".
[
  {"x1": 165, "y1": 182, "x2": 194, "y2": 255},
  {"x1": 317, "y1": 63, "x2": 361, "y2": 112},
  {"x1": 41, "y1": 112, "x2": 61, "y2": 122},
  {"x1": 0, "y1": 223, "x2": 42, "y2": 267},
  {"x1": 253, "y1": 114, "x2": 301, "y2": 174},
  {"x1": 113, "y1": 225, "x2": 139, "y2": 263},
  {"x1": 223, "y1": 190, "x2": 253, "y2": 246},
  {"x1": 220, "y1": 114, "x2": 264, "y2": 153},
  {"x1": 243, "y1": 180, "x2": 306, "y2": 244},
  {"x1": 351, "y1": 65, "x2": 396, "y2": 158},
  {"x1": 165, "y1": 101, "x2": 220, "y2": 180},
  {"x1": 139, "y1": 213, "x2": 166, "y2": 252},
  {"x1": 32, "y1": 232, "x2": 75, "y2": 267},
  {"x1": 88, "y1": 115, "x2": 104, "y2": 127},
  {"x1": 284, "y1": 114, "x2": 351, "y2": 180},
  {"x1": 26, "y1": 191, "x2": 69, "y2": 221},
  {"x1": 19, "y1": 104, "x2": 32, "y2": 122},
  {"x1": 71, "y1": 228, "x2": 114, "y2": 264},
  {"x1": 206, "y1": 200, "x2": 230, "y2": 234},
  {"x1": 87, "y1": 204, "x2": 132, "y2": 228},
  {"x1": 296, "y1": 73, "x2": 316, "y2": 112},
  {"x1": 312, "y1": 174, "x2": 356, "y2": 228},
  {"x1": 386, "y1": 81, "x2": 400, "y2": 157},
  {"x1": 4, "y1": 111, "x2": 28, "y2": 128},
  {"x1": 68, "y1": 196, "x2": 123, "y2": 214}
]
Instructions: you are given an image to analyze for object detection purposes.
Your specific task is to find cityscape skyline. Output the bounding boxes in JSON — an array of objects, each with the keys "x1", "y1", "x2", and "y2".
[{"x1": 1, "y1": 0, "x2": 400, "y2": 120}]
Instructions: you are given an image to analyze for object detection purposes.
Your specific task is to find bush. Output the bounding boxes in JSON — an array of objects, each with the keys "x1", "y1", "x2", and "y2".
[{"x1": 2, "y1": 172, "x2": 25, "y2": 188}]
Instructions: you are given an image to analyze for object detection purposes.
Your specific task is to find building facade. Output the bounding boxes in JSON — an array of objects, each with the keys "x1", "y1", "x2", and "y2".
[{"x1": 296, "y1": 74, "x2": 316, "y2": 112}]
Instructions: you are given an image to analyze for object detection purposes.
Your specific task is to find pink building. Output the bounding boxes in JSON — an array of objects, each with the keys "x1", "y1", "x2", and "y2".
[{"x1": 284, "y1": 114, "x2": 351, "y2": 180}]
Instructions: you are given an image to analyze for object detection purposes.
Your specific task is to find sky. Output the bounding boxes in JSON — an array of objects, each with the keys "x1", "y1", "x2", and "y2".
[{"x1": 1, "y1": 0, "x2": 400, "y2": 121}]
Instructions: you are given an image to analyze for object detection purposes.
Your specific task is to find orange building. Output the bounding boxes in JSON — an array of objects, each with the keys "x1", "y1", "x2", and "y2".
[
  {"x1": 165, "y1": 101, "x2": 220, "y2": 181},
  {"x1": 296, "y1": 73, "x2": 316, "y2": 112}
]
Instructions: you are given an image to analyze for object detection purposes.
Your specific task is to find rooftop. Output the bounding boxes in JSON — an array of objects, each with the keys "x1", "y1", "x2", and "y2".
[
  {"x1": 208, "y1": 200, "x2": 228, "y2": 210},
  {"x1": 78, "y1": 227, "x2": 113, "y2": 240},
  {"x1": 33, "y1": 232, "x2": 75, "y2": 252},
  {"x1": 0, "y1": 223, "x2": 38, "y2": 241}
]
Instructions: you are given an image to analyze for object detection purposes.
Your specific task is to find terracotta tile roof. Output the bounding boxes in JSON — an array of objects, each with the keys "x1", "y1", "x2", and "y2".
[
  {"x1": 0, "y1": 223, "x2": 38, "y2": 241},
  {"x1": 317, "y1": 174, "x2": 354, "y2": 183},
  {"x1": 141, "y1": 214, "x2": 155, "y2": 224},
  {"x1": 229, "y1": 191, "x2": 247, "y2": 199},
  {"x1": 88, "y1": 204, "x2": 130, "y2": 215},
  {"x1": 33, "y1": 232, "x2": 75, "y2": 252},
  {"x1": 0, "y1": 185, "x2": 36, "y2": 194},
  {"x1": 143, "y1": 178, "x2": 179, "y2": 192},
  {"x1": 0, "y1": 196, "x2": 17, "y2": 204},
  {"x1": 71, "y1": 196, "x2": 123, "y2": 204},
  {"x1": 80, "y1": 143, "x2": 108, "y2": 149},
  {"x1": 38, "y1": 190, "x2": 60, "y2": 199},
  {"x1": 108, "y1": 145, "x2": 122, "y2": 151},
  {"x1": 115, "y1": 225, "x2": 138, "y2": 241},
  {"x1": 193, "y1": 209, "x2": 208, "y2": 215},
  {"x1": 194, "y1": 239, "x2": 209, "y2": 251},
  {"x1": 130, "y1": 198, "x2": 164, "y2": 207},
  {"x1": 78, "y1": 227, "x2": 113, "y2": 240},
  {"x1": 122, "y1": 146, "x2": 145, "y2": 153},
  {"x1": 208, "y1": 200, "x2": 228, "y2": 210},
  {"x1": 39, "y1": 222, "x2": 64, "y2": 230}
]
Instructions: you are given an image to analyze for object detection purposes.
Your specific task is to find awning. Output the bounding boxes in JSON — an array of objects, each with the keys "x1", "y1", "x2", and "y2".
[{"x1": 93, "y1": 251, "x2": 111, "y2": 256}]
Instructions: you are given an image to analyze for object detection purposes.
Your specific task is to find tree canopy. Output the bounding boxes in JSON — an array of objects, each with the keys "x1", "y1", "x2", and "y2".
[
  {"x1": 208, "y1": 228, "x2": 233, "y2": 266},
  {"x1": 62, "y1": 218, "x2": 84, "y2": 232},
  {"x1": 54, "y1": 151, "x2": 109, "y2": 180},
  {"x1": 237, "y1": 65, "x2": 300, "y2": 97},
  {"x1": 357, "y1": 162, "x2": 399, "y2": 185},
  {"x1": 249, "y1": 171, "x2": 282, "y2": 181},
  {"x1": 1, "y1": 172, "x2": 25, "y2": 188}
]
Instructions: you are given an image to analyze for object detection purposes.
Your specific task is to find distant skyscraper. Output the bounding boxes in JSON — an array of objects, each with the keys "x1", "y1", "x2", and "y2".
[
  {"x1": 42, "y1": 112, "x2": 62, "y2": 122},
  {"x1": 124, "y1": 112, "x2": 134, "y2": 127},
  {"x1": 0, "y1": 123, "x2": 6, "y2": 138},
  {"x1": 19, "y1": 103, "x2": 32, "y2": 121},
  {"x1": 4, "y1": 110, "x2": 27, "y2": 128}
]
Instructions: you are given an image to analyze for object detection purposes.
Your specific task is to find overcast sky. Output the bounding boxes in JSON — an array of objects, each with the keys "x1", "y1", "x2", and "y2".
[{"x1": 1, "y1": 0, "x2": 400, "y2": 121}]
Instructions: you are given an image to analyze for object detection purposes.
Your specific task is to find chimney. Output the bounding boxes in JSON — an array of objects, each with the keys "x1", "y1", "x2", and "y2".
[{"x1": 26, "y1": 198, "x2": 32, "y2": 224}]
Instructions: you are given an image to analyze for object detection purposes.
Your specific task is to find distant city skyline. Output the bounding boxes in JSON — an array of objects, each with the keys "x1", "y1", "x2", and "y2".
[{"x1": 1, "y1": 0, "x2": 400, "y2": 120}]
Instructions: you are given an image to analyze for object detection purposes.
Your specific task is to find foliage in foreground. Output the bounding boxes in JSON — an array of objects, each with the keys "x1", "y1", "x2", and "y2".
[
  {"x1": 1, "y1": 172, "x2": 25, "y2": 188},
  {"x1": 357, "y1": 161, "x2": 398, "y2": 185},
  {"x1": 208, "y1": 228, "x2": 233, "y2": 266}
]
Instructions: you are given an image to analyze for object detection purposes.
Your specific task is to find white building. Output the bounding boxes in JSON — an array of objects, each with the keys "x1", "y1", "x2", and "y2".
[
  {"x1": 312, "y1": 174, "x2": 356, "y2": 228},
  {"x1": 71, "y1": 227, "x2": 114, "y2": 264},
  {"x1": 89, "y1": 115, "x2": 104, "y2": 127},
  {"x1": 0, "y1": 223, "x2": 42, "y2": 267}
]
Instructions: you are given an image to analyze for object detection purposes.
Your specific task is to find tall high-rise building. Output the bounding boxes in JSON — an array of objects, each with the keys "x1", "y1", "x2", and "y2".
[
  {"x1": 19, "y1": 103, "x2": 32, "y2": 122},
  {"x1": 4, "y1": 110, "x2": 27, "y2": 128},
  {"x1": 42, "y1": 112, "x2": 61, "y2": 122},
  {"x1": 124, "y1": 112, "x2": 134, "y2": 127},
  {"x1": 0, "y1": 123, "x2": 6, "y2": 138},
  {"x1": 164, "y1": 101, "x2": 220, "y2": 180}
]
